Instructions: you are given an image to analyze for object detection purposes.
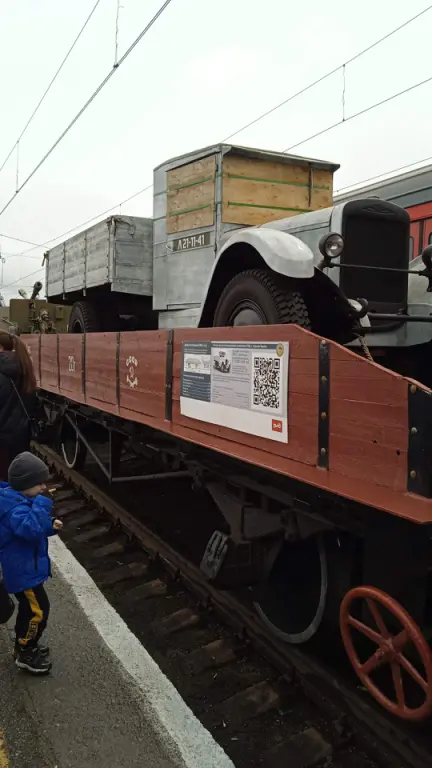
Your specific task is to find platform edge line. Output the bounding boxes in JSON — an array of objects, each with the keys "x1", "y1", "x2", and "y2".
[{"x1": 49, "y1": 537, "x2": 234, "y2": 768}]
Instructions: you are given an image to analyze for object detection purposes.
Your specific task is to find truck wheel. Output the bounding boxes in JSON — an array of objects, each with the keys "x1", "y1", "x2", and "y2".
[
  {"x1": 68, "y1": 301, "x2": 100, "y2": 333},
  {"x1": 213, "y1": 269, "x2": 311, "y2": 328}
]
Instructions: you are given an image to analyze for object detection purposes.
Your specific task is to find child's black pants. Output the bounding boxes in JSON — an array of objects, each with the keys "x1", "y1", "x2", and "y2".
[{"x1": 14, "y1": 585, "x2": 50, "y2": 647}]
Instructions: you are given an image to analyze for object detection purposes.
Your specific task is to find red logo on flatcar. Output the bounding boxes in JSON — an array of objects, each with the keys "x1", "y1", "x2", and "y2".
[{"x1": 272, "y1": 419, "x2": 283, "y2": 432}]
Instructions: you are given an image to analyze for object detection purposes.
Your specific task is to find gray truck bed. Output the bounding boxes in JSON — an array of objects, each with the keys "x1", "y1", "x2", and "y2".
[{"x1": 46, "y1": 216, "x2": 153, "y2": 300}]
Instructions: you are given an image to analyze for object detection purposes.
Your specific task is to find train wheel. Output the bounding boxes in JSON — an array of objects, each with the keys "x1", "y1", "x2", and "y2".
[
  {"x1": 340, "y1": 586, "x2": 432, "y2": 721},
  {"x1": 254, "y1": 535, "x2": 327, "y2": 644},
  {"x1": 60, "y1": 420, "x2": 87, "y2": 470}
]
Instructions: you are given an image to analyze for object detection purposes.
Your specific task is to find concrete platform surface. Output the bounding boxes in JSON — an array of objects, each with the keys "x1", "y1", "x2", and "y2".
[{"x1": 0, "y1": 538, "x2": 234, "y2": 768}]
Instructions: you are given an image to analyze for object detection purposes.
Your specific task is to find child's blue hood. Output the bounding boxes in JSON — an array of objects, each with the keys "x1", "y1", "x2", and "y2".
[{"x1": 0, "y1": 483, "x2": 26, "y2": 520}]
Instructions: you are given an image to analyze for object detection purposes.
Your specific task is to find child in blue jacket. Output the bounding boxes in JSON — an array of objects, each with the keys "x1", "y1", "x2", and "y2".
[{"x1": 0, "y1": 452, "x2": 63, "y2": 674}]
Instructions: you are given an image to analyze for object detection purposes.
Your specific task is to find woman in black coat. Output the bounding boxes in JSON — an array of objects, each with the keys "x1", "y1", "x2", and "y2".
[{"x1": 0, "y1": 331, "x2": 36, "y2": 480}]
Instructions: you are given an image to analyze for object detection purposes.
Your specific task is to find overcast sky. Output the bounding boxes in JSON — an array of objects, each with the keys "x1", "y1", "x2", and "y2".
[{"x1": 0, "y1": 0, "x2": 431, "y2": 302}]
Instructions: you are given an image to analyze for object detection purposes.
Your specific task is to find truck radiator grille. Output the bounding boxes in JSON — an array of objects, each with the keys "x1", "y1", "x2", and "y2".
[{"x1": 340, "y1": 215, "x2": 408, "y2": 308}]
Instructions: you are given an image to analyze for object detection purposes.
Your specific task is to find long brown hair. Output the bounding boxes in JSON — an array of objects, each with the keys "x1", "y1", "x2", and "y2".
[{"x1": 0, "y1": 331, "x2": 36, "y2": 394}]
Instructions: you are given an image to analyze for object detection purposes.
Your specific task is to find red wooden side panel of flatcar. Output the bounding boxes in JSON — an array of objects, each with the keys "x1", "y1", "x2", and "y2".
[
  {"x1": 59, "y1": 335, "x2": 85, "y2": 402},
  {"x1": 329, "y1": 345, "x2": 407, "y2": 492},
  {"x1": 40, "y1": 335, "x2": 59, "y2": 393},
  {"x1": 85, "y1": 333, "x2": 118, "y2": 412},
  {"x1": 29, "y1": 325, "x2": 432, "y2": 524},
  {"x1": 119, "y1": 331, "x2": 167, "y2": 430}
]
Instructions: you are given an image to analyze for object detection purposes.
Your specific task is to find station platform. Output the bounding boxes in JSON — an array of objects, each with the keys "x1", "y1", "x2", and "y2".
[{"x1": 0, "y1": 538, "x2": 234, "y2": 768}]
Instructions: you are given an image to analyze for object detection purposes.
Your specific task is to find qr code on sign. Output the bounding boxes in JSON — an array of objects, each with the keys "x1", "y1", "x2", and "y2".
[{"x1": 253, "y1": 356, "x2": 281, "y2": 409}]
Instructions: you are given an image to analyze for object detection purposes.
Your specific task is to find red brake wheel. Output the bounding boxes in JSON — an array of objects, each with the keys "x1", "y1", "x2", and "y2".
[{"x1": 340, "y1": 586, "x2": 432, "y2": 721}]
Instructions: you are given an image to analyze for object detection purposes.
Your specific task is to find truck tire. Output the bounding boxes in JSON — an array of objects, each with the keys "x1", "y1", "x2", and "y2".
[
  {"x1": 213, "y1": 269, "x2": 311, "y2": 329},
  {"x1": 68, "y1": 301, "x2": 100, "y2": 333}
]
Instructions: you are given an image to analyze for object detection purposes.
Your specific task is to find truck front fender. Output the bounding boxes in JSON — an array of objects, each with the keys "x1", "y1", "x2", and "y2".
[
  {"x1": 218, "y1": 228, "x2": 315, "y2": 278},
  {"x1": 198, "y1": 228, "x2": 315, "y2": 326}
]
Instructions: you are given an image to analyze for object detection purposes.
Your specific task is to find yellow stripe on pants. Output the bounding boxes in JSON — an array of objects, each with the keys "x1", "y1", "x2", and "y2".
[
  {"x1": 20, "y1": 589, "x2": 43, "y2": 646},
  {"x1": 0, "y1": 729, "x2": 9, "y2": 767}
]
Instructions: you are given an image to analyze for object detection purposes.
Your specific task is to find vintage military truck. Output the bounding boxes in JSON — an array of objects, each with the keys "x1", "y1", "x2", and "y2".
[{"x1": 43, "y1": 143, "x2": 432, "y2": 383}]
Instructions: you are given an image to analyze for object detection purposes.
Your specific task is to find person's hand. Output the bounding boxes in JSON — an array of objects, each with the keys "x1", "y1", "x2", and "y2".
[{"x1": 53, "y1": 519, "x2": 63, "y2": 531}]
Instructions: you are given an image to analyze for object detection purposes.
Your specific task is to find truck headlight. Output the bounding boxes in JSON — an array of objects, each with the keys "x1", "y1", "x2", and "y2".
[{"x1": 319, "y1": 233, "x2": 344, "y2": 259}]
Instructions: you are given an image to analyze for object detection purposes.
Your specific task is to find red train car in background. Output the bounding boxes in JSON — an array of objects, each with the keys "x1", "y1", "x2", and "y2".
[{"x1": 334, "y1": 164, "x2": 432, "y2": 260}]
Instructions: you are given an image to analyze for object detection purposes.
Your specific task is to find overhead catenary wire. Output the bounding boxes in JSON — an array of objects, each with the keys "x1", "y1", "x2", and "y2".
[
  {"x1": 0, "y1": 0, "x2": 102, "y2": 180},
  {"x1": 0, "y1": 232, "x2": 43, "y2": 247},
  {"x1": 0, "y1": 183, "x2": 153, "y2": 289},
  {"x1": 283, "y1": 73, "x2": 432, "y2": 152},
  {"x1": 0, "y1": 266, "x2": 45, "y2": 291},
  {"x1": 5, "y1": 63, "x2": 432, "y2": 268},
  {"x1": 3, "y1": 182, "x2": 154, "y2": 262},
  {"x1": 10, "y1": 71, "x2": 432, "y2": 263},
  {"x1": 0, "y1": 0, "x2": 174, "y2": 222},
  {"x1": 221, "y1": 3, "x2": 432, "y2": 143},
  {"x1": 2, "y1": 3, "x2": 431, "y2": 271},
  {"x1": 334, "y1": 155, "x2": 432, "y2": 194}
]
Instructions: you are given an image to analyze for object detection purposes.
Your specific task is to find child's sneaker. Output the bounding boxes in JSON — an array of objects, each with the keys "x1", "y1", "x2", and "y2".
[
  {"x1": 15, "y1": 646, "x2": 52, "y2": 674},
  {"x1": 13, "y1": 642, "x2": 49, "y2": 659}
]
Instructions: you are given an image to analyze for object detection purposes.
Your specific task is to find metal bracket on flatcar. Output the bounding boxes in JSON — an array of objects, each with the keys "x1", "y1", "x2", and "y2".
[
  {"x1": 318, "y1": 340, "x2": 330, "y2": 469},
  {"x1": 200, "y1": 531, "x2": 229, "y2": 582},
  {"x1": 200, "y1": 530, "x2": 262, "y2": 588},
  {"x1": 165, "y1": 329, "x2": 174, "y2": 421},
  {"x1": 407, "y1": 384, "x2": 432, "y2": 497}
]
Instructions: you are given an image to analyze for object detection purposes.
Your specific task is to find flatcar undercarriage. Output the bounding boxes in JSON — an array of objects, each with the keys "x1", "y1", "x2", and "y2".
[{"x1": 39, "y1": 390, "x2": 432, "y2": 722}]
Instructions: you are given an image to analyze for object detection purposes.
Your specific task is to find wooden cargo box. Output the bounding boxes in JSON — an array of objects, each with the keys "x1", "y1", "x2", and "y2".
[{"x1": 165, "y1": 144, "x2": 338, "y2": 234}]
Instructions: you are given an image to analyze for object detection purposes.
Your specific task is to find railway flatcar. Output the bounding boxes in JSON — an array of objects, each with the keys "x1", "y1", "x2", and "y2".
[
  {"x1": 26, "y1": 148, "x2": 432, "y2": 723},
  {"x1": 27, "y1": 322, "x2": 432, "y2": 723}
]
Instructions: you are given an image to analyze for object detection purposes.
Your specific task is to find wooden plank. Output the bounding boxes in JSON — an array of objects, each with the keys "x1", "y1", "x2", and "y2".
[
  {"x1": 40, "y1": 334, "x2": 59, "y2": 393},
  {"x1": 332, "y1": 376, "x2": 406, "y2": 406},
  {"x1": 223, "y1": 178, "x2": 309, "y2": 215},
  {"x1": 329, "y1": 343, "x2": 408, "y2": 488},
  {"x1": 222, "y1": 154, "x2": 334, "y2": 226},
  {"x1": 85, "y1": 333, "x2": 117, "y2": 408},
  {"x1": 167, "y1": 155, "x2": 216, "y2": 234},
  {"x1": 167, "y1": 180, "x2": 215, "y2": 214},
  {"x1": 311, "y1": 187, "x2": 333, "y2": 209},
  {"x1": 330, "y1": 444, "x2": 407, "y2": 491},
  {"x1": 331, "y1": 398, "x2": 407, "y2": 430},
  {"x1": 330, "y1": 415, "x2": 406, "y2": 450},
  {"x1": 59, "y1": 334, "x2": 84, "y2": 398},
  {"x1": 167, "y1": 206, "x2": 214, "y2": 234},
  {"x1": 311, "y1": 168, "x2": 333, "y2": 209},
  {"x1": 167, "y1": 155, "x2": 216, "y2": 189},
  {"x1": 119, "y1": 331, "x2": 167, "y2": 420},
  {"x1": 330, "y1": 346, "x2": 407, "y2": 407},
  {"x1": 223, "y1": 154, "x2": 311, "y2": 184},
  {"x1": 222, "y1": 204, "x2": 303, "y2": 227}
]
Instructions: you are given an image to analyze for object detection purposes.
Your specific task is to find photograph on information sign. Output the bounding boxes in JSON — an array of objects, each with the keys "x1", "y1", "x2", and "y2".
[{"x1": 180, "y1": 341, "x2": 289, "y2": 443}]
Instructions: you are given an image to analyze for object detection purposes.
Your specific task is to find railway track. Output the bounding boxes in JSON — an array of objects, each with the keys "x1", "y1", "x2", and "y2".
[{"x1": 34, "y1": 442, "x2": 432, "y2": 768}]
